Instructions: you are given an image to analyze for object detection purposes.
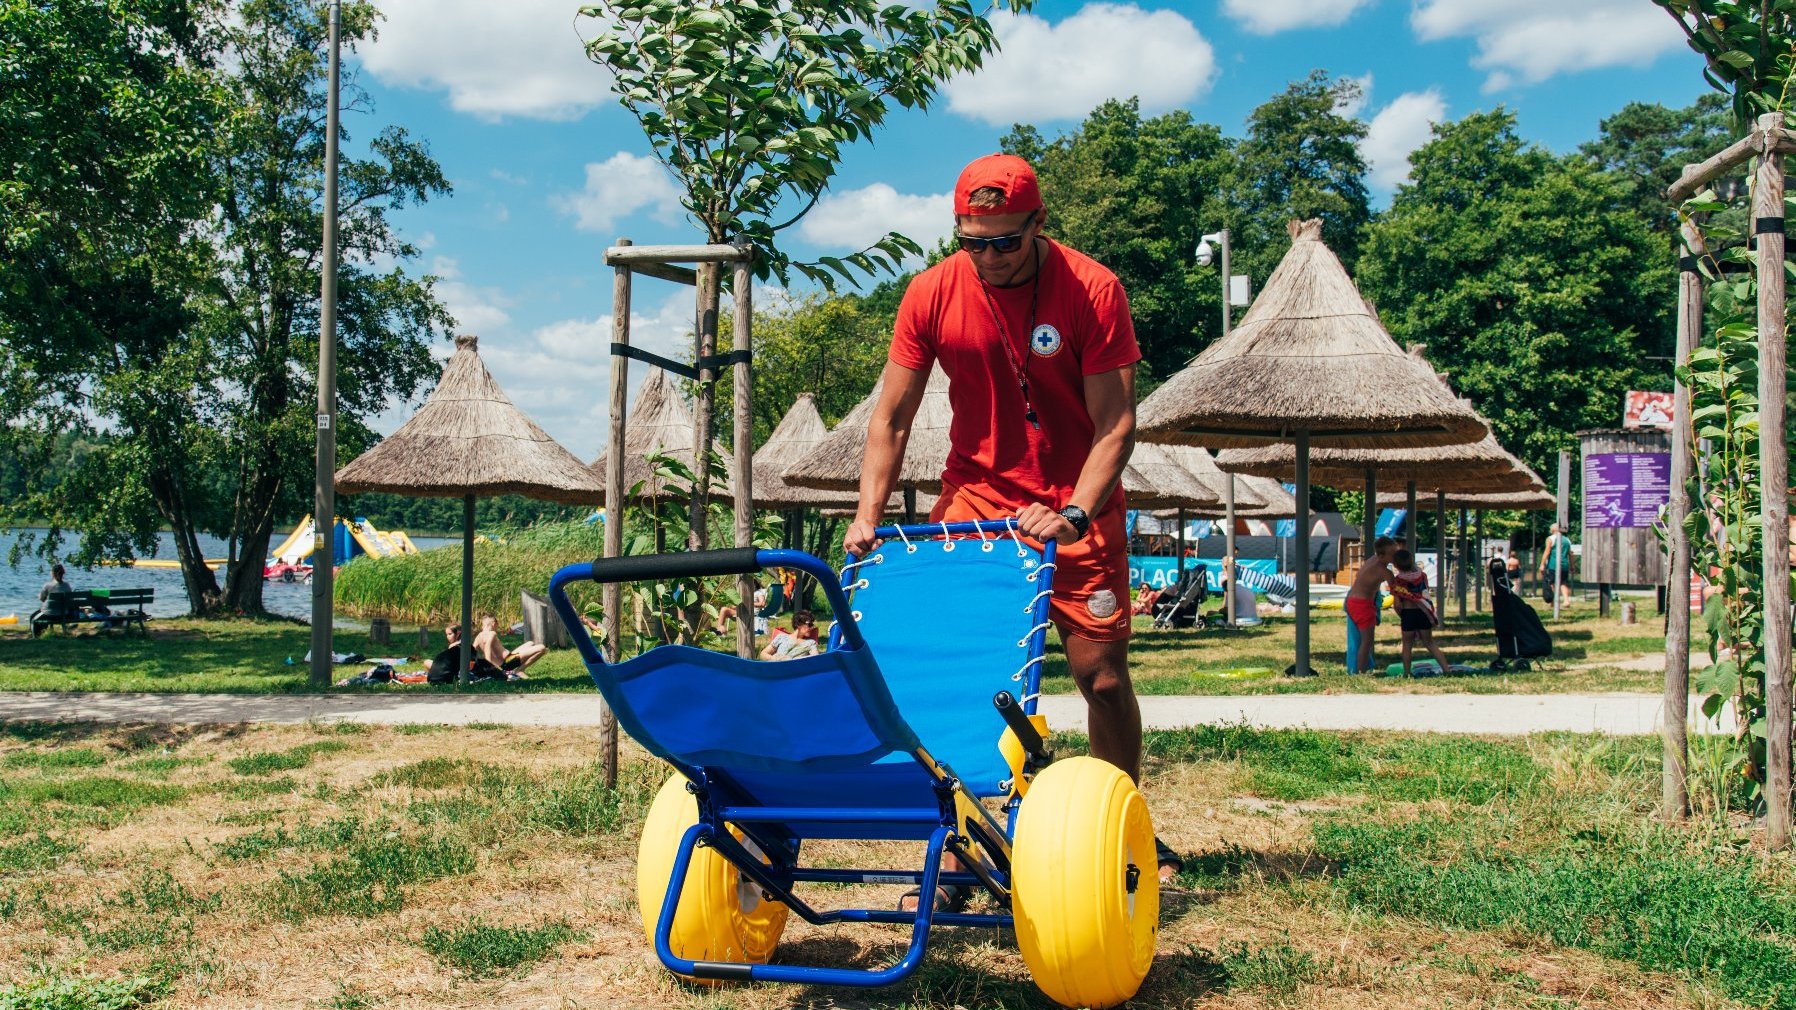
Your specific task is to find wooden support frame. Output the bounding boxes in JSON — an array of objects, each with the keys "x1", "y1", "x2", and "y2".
[
  {"x1": 1661, "y1": 113, "x2": 1793, "y2": 843},
  {"x1": 599, "y1": 237, "x2": 763, "y2": 788}
]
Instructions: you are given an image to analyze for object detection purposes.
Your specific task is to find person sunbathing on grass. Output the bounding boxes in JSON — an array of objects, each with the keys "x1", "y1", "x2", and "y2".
[{"x1": 473, "y1": 612, "x2": 546, "y2": 679}]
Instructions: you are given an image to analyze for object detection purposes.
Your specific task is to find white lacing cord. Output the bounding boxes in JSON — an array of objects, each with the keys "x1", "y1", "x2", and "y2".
[
  {"x1": 840, "y1": 554, "x2": 883, "y2": 575},
  {"x1": 1016, "y1": 621, "x2": 1051, "y2": 647},
  {"x1": 1007, "y1": 523, "x2": 1028, "y2": 557},
  {"x1": 1026, "y1": 561, "x2": 1057, "y2": 583},
  {"x1": 1023, "y1": 589, "x2": 1052, "y2": 612},
  {"x1": 1009, "y1": 655, "x2": 1045, "y2": 682},
  {"x1": 1018, "y1": 691, "x2": 1041, "y2": 706},
  {"x1": 894, "y1": 525, "x2": 915, "y2": 553},
  {"x1": 852, "y1": 578, "x2": 870, "y2": 590},
  {"x1": 973, "y1": 518, "x2": 994, "y2": 551},
  {"x1": 939, "y1": 519, "x2": 954, "y2": 549}
]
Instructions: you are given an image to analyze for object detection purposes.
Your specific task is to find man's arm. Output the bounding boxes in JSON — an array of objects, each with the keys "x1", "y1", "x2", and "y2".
[
  {"x1": 1016, "y1": 364, "x2": 1136, "y2": 543},
  {"x1": 843, "y1": 361, "x2": 931, "y2": 555}
]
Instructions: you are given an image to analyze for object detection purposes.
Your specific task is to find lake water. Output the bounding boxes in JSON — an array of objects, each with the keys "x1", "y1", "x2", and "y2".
[{"x1": 0, "y1": 528, "x2": 456, "y2": 623}]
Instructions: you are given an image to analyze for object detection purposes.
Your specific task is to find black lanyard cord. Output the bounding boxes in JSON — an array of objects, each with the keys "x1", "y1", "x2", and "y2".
[{"x1": 976, "y1": 240, "x2": 1043, "y2": 431}]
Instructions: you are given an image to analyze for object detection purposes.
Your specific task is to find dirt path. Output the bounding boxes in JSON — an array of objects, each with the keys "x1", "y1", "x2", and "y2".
[{"x1": 0, "y1": 689, "x2": 1734, "y2": 735}]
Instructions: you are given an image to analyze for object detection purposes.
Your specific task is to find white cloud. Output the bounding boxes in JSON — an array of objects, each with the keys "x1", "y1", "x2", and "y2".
[
  {"x1": 1412, "y1": 0, "x2": 1685, "y2": 91},
  {"x1": 944, "y1": 3, "x2": 1216, "y2": 125},
  {"x1": 357, "y1": 0, "x2": 609, "y2": 120},
  {"x1": 431, "y1": 257, "x2": 512, "y2": 335},
  {"x1": 1360, "y1": 90, "x2": 1447, "y2": 191},
  {"x1": 554, "y1": 152, "x2": 684, "y2": 236},
  {"x1": 1222, "y1": 0, "x2": 1373, "y2": 35},
  {"x1": 799, "y1": 184, "x2": 952, "y2": 265}
]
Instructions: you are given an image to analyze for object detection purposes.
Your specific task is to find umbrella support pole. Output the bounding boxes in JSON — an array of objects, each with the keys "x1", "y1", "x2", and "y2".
[
  {"x1": 1457, "y1": 506, "x2": 1468, "y2": 618},
  {"x1": 460, "y1": 494, "x2": 474, "y2": 687},
  {"x1": 1294, "y1": 431, "x2": 1310, "y2": 677},
  {"x1": 1224, "y1": 476, "x2": 1237, "y2": 628},
  {"x1": 1474, "y1": 510, "x2": 1485, "y2": 611},
  {"x1": 1362, "y1": 468, "x2": 1376, "y2": 563},
  {"x1": 1435, "y1": 490, "x2": 1447, "y2": 622},
  {"x1": 1405, "y1": 481, "x2": 1417, "y2": 554}
]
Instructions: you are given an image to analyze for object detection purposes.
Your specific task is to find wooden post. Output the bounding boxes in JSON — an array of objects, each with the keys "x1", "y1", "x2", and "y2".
[
  {"x1": 1175, "y1": 508, "x2": 1186, "y2": 584},
  {"x1": 691, "y1": 264, "x2": 720, "y2": 552},
  {"x1": 731, "y1": 242, "x2": 755, "y2": 660},
  {"x1": 1435, "y1": 489, "x2": 1447, "y2": 620},
  {"x1": 1224, "y1": 475, "x2": 1238, "y2": 628},
  {"x1": 1294, "y1": 431, "x2": 1311, "y2": 677},
  {"x1": 1362, "y1": 468, "x2": 1377, "y2": 559},
  {"x1": 1457, "y1": 506, "x2": 1468, "y2": 618},
  {"x1": 459, "y1": 493, "x2": 475, "y2": 687},
  {"x1": 1755, "y1": 112, "x2": 1792, "y2": 849},
  {"x1": 601, "y1": 237, "x2": 631, "y2": 788},
  {"x1": 1405, "y1": 481, "x2": 1418, "y2": 554},
  {"x1": 1555, "y1": 451, "x2": 1570, "y2": 620},
  {"x1": 1474, "y1": 510, "x2": 1485, "y2": 612},
  {"x1": 1663, "y1": 215, "x2": 1703, "y2": 821}
]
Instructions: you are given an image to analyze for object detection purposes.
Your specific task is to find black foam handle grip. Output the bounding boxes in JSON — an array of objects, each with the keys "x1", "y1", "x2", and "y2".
[
  {"x1": 586, "y1": 547, "x2": 761, "y2": 585},
  {"x1": 993, "y1": 691, "x2": 1049, "y2": 763}
]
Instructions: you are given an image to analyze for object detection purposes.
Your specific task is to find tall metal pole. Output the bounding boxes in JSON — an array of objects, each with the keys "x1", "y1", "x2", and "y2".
[
  {"x1": 1754, "y1": 113, "x2": 1791, "y2": 849},
  {"x1": 1555, "y1": 451, "x2": 1570, "y2": 620},
  {"x1": 308, "y1": 0, "x2": 342, "y2": 689},
  {"x1": 1294, "y1": 431, "x2": 1311, "y2": 676},
  {"x1": 601, "y1": 238, "x2": 632, "y2": 789},
  {"x1": 1663, "y1": 213, "x2": 1703, "y2": 821}
]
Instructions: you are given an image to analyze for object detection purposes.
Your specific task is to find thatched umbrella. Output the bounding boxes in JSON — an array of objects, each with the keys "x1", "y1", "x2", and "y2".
[
  {"x1": 588, "y1": 366, "x2": 734, "y2": 502},
  {"x1": 784, "y1": 365, "x2": 953, "y2": 520},
  {"x1": 1124, "y1": 443, "x2": 1224, "y2": 584},
  {"x1": 336, "y1": 334, "x2": 604, "y2": 683},
  {"x1": 751, "y1": 393, "x2": 857, "y2": 510},
  {"x1": 1136, "y1": 219, "x2": 1485, "y2": 675}
]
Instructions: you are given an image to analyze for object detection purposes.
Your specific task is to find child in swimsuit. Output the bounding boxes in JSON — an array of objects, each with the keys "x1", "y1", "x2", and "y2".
[{"x1": 1389, "y1": 549, "x2": 1451, "y2": 677}]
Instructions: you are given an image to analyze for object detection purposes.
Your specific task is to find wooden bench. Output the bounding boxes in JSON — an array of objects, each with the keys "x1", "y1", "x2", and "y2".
[{"x1": 31, "y1": 589, "x2": 153, "y2": 637}]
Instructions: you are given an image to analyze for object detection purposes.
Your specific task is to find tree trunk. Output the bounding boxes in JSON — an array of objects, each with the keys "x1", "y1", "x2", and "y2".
[
  {"x1": 145, "y1": 465, "x2": 223, "y2": 615},
  {"x1": 222, "y1": 514, "x2": 276, "y2": 614}
]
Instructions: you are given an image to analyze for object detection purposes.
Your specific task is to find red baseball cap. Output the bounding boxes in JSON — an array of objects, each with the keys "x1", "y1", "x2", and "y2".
[{"x1": 954, "y1": 153, "x2": 1042, "y2": 216}]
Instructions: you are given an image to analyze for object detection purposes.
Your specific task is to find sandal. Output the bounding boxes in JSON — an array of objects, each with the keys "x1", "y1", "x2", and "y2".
[
  {"x1": 1155, "y1": 836, "x2": 1184, "y2": 882},
  {"x1": 897, "y1": 882, "x2": 969, "y2": 914}
]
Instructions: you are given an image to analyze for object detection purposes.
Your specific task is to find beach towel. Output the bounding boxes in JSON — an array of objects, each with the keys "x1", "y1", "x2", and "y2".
[{"x1": 1388, "y1": 569, "x2": 1437, "y2": 627}]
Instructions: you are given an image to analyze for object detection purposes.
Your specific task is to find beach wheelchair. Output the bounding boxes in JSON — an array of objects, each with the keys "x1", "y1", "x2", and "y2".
[{"x1": 547, "y1": 520, "x2": 1158, "y2": 1008}]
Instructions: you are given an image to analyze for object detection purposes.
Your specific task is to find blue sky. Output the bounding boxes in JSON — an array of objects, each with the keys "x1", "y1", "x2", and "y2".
[{"x1": 345, "y1": 0, "x2": 1709, "y2": 457}]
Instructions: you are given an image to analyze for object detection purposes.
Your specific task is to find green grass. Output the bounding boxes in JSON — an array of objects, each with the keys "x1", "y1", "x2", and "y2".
[
  {"x1": 417, "y1": 918, "x2": 578, "y2": 977},
  {"x1": 225, "y1": 740, "x2": 349, "y2": 776},
  {"x1": 0, "y1": 597, "x2": 1671, "y2": 697},
  {"x1": 1, "y1": 748, "x2": 107, "y2": 770},
  {"x1": 0, "y1": 974, "x2": 161, "y2": 1010},
  {"x1": 261, "y1": 832, "x2": 476, "y2": 922}
]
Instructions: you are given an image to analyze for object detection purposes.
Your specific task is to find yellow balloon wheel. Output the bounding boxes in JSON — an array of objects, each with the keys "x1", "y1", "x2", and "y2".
[
  {"x1": 636, "y1": 773, "x2": 788, "y2": 976},
  {"x1": 1012, "y1": 756, "x2": 1158, "y2": 1009}
]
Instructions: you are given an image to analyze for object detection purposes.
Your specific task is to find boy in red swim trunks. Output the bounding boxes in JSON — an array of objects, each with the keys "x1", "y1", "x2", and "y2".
[
  {"x1": 1346, "y1": 536, "x2": 1398, "y2": 673},
  {"x1": 844, "y1": 153, "x2": 1179, "y2": 909}
]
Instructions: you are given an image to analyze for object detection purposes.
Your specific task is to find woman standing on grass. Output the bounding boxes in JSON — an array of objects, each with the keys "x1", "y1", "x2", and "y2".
[{"x1": 1389, "y1": 549, "x2": 1451, "y2": 677}]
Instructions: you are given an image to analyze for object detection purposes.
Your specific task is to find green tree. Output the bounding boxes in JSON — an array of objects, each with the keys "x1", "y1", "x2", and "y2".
[
  {"x1": 1227, "y1": 70, "x2": 1372, "y2": 283},
  {"x1": 0, "y1": 0, "x2": 449, "y2": 615},
  {"x1": 1580, "y1": 93, "x2": 1736, "y2": 230},
  {"x1": 1655, "y1": 0, "x2": 1796, "y2": 128},
  {"x1": 999, "y1": 99, "x2": 1231, "y2": 381},
  {"x1": 1356, "y1": 110, "x2": 1674, "y2": 482},
  {"x1": 717, "y1": 293, "x2": 890, "y2": 450}
]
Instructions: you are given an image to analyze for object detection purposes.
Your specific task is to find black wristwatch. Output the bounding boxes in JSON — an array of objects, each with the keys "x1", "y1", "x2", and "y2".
[{"x1": 1056, "y1": 505, "x2": 1090, "y2": 540}]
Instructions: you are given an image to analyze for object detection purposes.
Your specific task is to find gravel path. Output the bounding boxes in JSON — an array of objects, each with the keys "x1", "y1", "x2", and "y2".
[{"x1": 0, "y1": 690, "x2": 1732, "y2": 736}]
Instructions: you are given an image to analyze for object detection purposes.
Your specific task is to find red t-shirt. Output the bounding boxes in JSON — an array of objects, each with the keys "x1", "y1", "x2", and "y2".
[{"x1": 889, "y1": 239, "x2": 1140, "y2": 509}]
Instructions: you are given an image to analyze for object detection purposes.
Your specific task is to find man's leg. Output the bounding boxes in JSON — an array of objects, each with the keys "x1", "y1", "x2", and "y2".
[
  {"x1": 1356, "y1": 621, "x2": 1375, "y2": 673},
  {"x1": 1063, "y1": 634, "x2": 1140, "y2": 779}
]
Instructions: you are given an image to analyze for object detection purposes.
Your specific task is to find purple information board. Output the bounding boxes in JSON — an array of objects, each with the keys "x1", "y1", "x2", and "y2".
[{"x1": 1584, "y1": 452, "x2": 1670, "y2": 528}]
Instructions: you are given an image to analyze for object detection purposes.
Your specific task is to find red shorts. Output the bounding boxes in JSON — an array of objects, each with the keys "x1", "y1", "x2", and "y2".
[
  {"x1": 1344, "y1": 596, "x2": 1379, "y2": 631},
  {"x1": 930, "y1": 484, "x2": 1131, "y2": 643}
]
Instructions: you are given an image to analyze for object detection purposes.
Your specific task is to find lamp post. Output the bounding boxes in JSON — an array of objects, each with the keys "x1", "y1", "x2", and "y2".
[
  {"x1": 310, "y1": 0, "x2": 342, "y2": 688},
  {"x1": 1196, "y1": 229, "x2": 1242, "y2": 626}
]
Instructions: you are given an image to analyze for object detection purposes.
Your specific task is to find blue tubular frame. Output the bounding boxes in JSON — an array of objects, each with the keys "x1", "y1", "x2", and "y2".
[{"x1": 545, "y1": 520, "x2": 1058, "y2": 989}]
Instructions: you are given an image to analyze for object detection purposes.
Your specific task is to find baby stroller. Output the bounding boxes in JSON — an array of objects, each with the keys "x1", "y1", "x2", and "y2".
[
  {"x1": 1152, "y1": 563, "x2": 1210, "y2": 628},
  {"x1": 548, "y1": 520, "x2": 1158, "y2": 1009},
  {"x1": 1488, "y1": 558, "x2": 1552, "y2": 671}
]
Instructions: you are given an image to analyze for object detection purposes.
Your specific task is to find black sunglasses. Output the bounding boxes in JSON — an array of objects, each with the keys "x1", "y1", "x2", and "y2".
[{"x1": 955, "y1": 211, "x2": 1036, "y2": 255}]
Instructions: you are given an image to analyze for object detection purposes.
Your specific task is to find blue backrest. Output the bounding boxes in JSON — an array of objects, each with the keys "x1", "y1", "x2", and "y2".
[{"x1": 844, "y1": 526, "x2": 1052, "y2": 797}]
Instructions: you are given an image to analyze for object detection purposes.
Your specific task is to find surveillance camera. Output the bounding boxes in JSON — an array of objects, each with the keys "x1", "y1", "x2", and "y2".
[{"x1": 1194, "y1": 240, "x2": 1213, "y2": 267}]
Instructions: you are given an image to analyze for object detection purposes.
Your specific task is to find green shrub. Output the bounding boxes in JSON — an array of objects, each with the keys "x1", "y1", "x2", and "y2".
[{"x1": 0, "y1": 974, "x2": 160, "y2": 1010}]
